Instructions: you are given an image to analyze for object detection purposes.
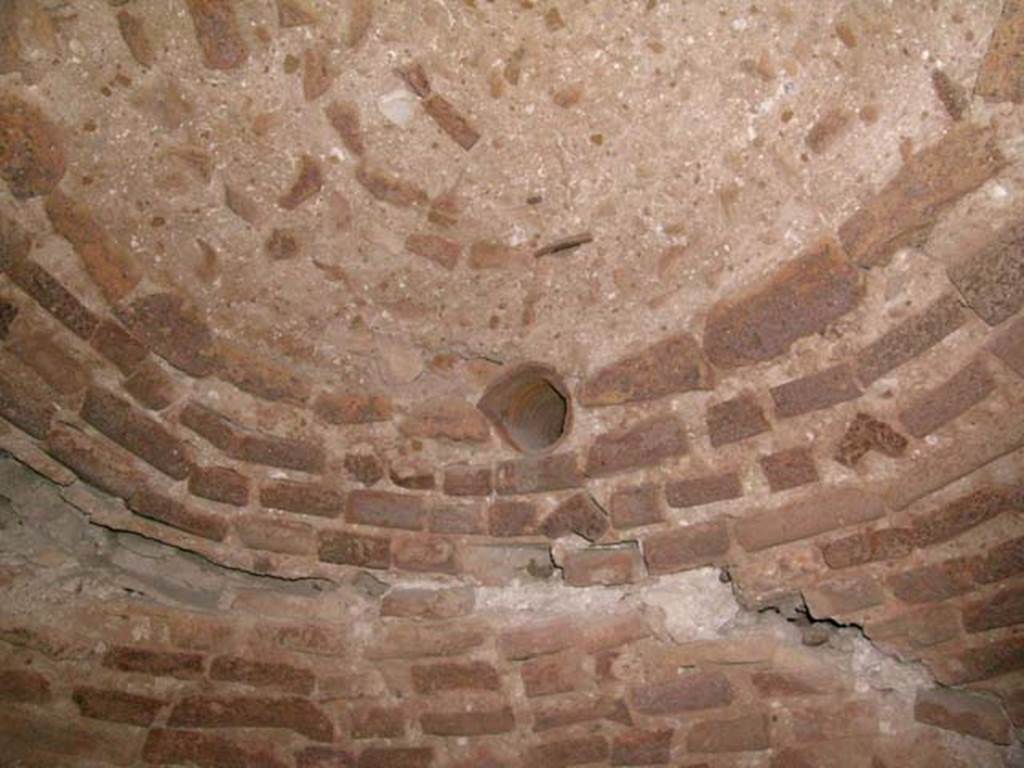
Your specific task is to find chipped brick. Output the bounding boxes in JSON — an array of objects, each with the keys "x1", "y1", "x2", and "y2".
[
  {"x1": 72, "y1": 686, "x2": 164, "y2": 726},
  {"x1": 948, "y1": 217, "x2": 1024, "y2": 326},
  {"x1": 355, "y1": 164, "x2": 429, "y2": 208},
  {"x1": 90, "y1": 320, "x2": 147, "y2": 373},
  {"x1": 834, "y1": 412, "x2": 908, "y2": 466},
  {"x1": 865, "y1": 604, "x2": 961, "y2": 650},
  {"x1": 496, "y1": 451, "x2": 582, "y2": 495},
  {"x1": 129, "y1": 488, "x2": 228, "y2": 542},
  {"x1": 687, "y1": 712, "x2": 771, "y2": 753},
  {"x1": 521, "y1": 651, "x2": 585, "y2": 698},
  {"x1": 915, "y1": 687, "x2": 1011, "y2": 745},
  {"x1": 405, "y1": 232, "x2": 461, "y2": 270},
  {"x1": 169, "y1": 694, "x2": 333, "y2": 742},
  {"x1": 487, "y1": 499, "x2": 537, "y2": 536},
  {"x1": 610, "y1": 484, "x2": 663, "y2": 529},
  {"x1": 278, "y1": 153, "x2": 323, "y2": 210},
  {"x1": 260, "y1": 480, "x2": 343, "y2": 517},
  {"x1": 540, "y1": 492, "x2": 608, "y2": 541},
  {"x1": 124, "y1": 359, "x2": 179, "y2": 410},
  {"x1": 770, "y1": 363, "x2": 861, "y2": 418},
  {"x1": 991, "y1": 315, "x2": 1024, "y2": 377},
  {"x1": 0, "y1": 362, "x2": 54, "y2": 438},
  {"x1": 8, "y1": 330, "x2": 90, "y2": 396},
  {"x1": 888, "y1": 557, "x2": 976, "y2": 604},
  {"x1": 703, "y1": 240, "x2": 862, "y2": 367},
  {"x1": 216, "y1": 343, "x2": 311, "y2": 404},
  {"x1": 235, "y1": 515, "x2": 316, "y2": 556},
  {"x1": 344, "y1": 452, "x2": 383, "y2": 486},
  {"x1": 325, "y1": 100, "x2": 364, "y2": 156},
  {"x1": 358, "y1": 748, "x2": 433, "y2": 768},
  {"x1": 585, "y1": 414, "x2": 688, "y2": 477},
  {"x1": 423, "y1": 94, "x2": 480, "y2": 150},
  {"x1": 369, "y1": 622, "x2": 485, "y2": 659},
  {"x1": 45, "y1": 423, "x2": 142, "y2": 499},
  {"x1": 0, "y1": 94, "x2": 65, "y2": 198},
  {"x1": 760, "y1": 446, "x2": 818, "y2": 492},
  {"x1": 839, "y1": 124, "x2": 1005, "y2": 267},
  {"x1": 117, "y1": 292, "x2": 218, "y2": 377},
  {"x1": 392, "y1": 535, "x2": 457, "y2": 573},
  {"x1": 665, "y1": 471, "x2": 742, "y2": 508},
  {"x1": 318, "y1": 529, "x2": 390, "y2": 568},
  {"x1": 400, "y1": 396, "x2": 491, "y2": 443},
  {"x1": 189, "y1": 465, "x2": 249, "y2": 507},
  {"x1": 103, "y1": 645, "x2": 204, "y2": 679},
  {"x1": 302, "y1": 46, "x2": 333, "y2": 101},
  {"x1": 736, "y1": 486, "x2": 884, "y2": 552},
  {"x1": 932, "y1": 69, "x2": 967, "y2": 121},
  {"x1": 963, "y1": 584, "x2": 1024, "y2": 634},
  {"x1": 630, "y1": 671, "x2": 734, "y2": 714},
  {"x1": 563, "y1": 543, "x2": 644, "y2": 586},
  {"x1": 804, "y1": 575, "x2": 885, "y2": 616},
  {"x1": 643, "y1": 520, "x2": 730, "y2": 575},
  {"x1": 117, "y1": 9, "x2": 155, "y2": 67},
  {"x1": 706, "y1": 392, "x2": 770, "y2": 447},
  {"x1": 185, "y1": 0, "x2": 248, "y2": 70},
  {"x1": 579, "y1": 333, "x2": 711, "y2": 406},
  {"x1": 442, "y1": 464, "x2": 492, "y2": 497},
  {"x1": 822, "y1": 527, "x2": 914, "y2": 569},
  {"x1": 976, "y1": 0, "x2": 1024, "y2": 103},
  {"x1": 313, "y1": 390, "x2": 391, "y2": 424}
]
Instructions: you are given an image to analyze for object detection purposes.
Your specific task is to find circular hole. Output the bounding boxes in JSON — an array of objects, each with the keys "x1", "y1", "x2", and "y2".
[{"x1": 477, "y1": 364, "x2": 571, "y2": 453}]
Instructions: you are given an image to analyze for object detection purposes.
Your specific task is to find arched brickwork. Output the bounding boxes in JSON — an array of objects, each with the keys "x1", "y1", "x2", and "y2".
[{"x1": 1, "y1": 1, "x2": 1023, "y2": 766}]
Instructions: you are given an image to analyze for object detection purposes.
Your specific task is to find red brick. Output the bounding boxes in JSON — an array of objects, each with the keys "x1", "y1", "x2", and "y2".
[
  {"x1": 0, "y1": 668, "x2": 50, "y2": 703},
  {"x1": 91, "y1": 320, "x2": 147, "y2": 373},
  {"x1": 129, "y1": 489, "x2": 228, "y2": 542},
  {"x1": 81, "y1": 385, "x2": 191, "y2": 479},
  {"x1": 585, "y1": 415, "x2": 688, "y2": 477},
  {"x1": 235, "y1": 515, "x2": 316, "y2": 555},
  {"x1": 822, "y1": 527, "x2": 914, "y2": 569},
  {"x1": 0, "y1": 364, "x2": 55, "y2": 438},
  {"x1": 406, "y1": 233, "x2": 461, "y2": 270},
  {"x1": 911, "y1": 485, "x2": 1023, "y2": 548},
  {"x1": 539, "y1": 492, "x2": 609, "y2": 541},
  {"x1": 975, "y1": 534, "x2": 1024, "y2": 583},
  {"x1": 579, "y1": 333, "x2": 711, "y2": 406},
  {"x1": 44, "y1": 190, "x2": 140, "y2": 302},
  {"x1": 45, "y1": 423, "x2": 143, "y2": 499},
  {"x1": 103, "y1": 645, "x2": 204, "y2": 679},
  {"x1": 991, "y1": 314, "x2": 1024, "y2": 377},
  {"x1": 236, "y1": 431, "x2": 325, "y2": 473},
  {"x1": 0, "y1": 94, "x2": 65, "y2": 198},
  {"x1": 735, "y1": 486, "x2": 884, "y2": 552},
  {"x1": 144, "y1": 729, "x2": 287, "y2": 768},
  {"x1": 344, "y1": 452, "x2": 383, "y2": 486},
  {"x1": 499, "y1": 616, "x2": 575, "y2": 660},
  {"x1": 72, "y1": 685, "x2": 165, "y2": 726},
  {"x1": 887, "y1": 557, "x2": 975, "y2": 604},
  {"x1": 117, "y1": 292, "x2": 218, "y2": 377},
  {"x1": 687, "y1": 712, "x2": 771, "y2": 753},
  {"x1": 380, "y1": 586, "x2": 475, "y2": 620},
  {"x1": 834, "y1": 412, "x2": 908, "y2": 466},
  {"x1": 209, "y1": 656, "x2": 314, "y2": 694},
  {"x1": 389, "y1": 460, "x2": 435, "y2": 490},
  {"x1": 400, "y1": 396, "x2": 490, "y2": 443},
  {"x1": 443, "y1": 464, "x2": 493, "y2": 496},
  {"x1": 298, "y1": 747, "x2": 356, "y2": 768},
  {"x1": 369, "y1": 621, "x2": 486, "y2": 659},
  {"x1": 759, "y1": 447, "x2": 818, "y2": 492},
  {"x1": 216, "y1": 344, "x2": 311, "y2": 404},
  {"x1": 643, "y1": 520, "x2": 730, "y2": 575},
  {"x1": 706, "y1": 392, "x2": 770, "y2": 447},
  {"x1": 976, "y1": 0, "x2": 1024, "y2": 102},
  {"x1": 180, "y1": 400, "x2": 237, "y2": 449},
  {"x1": 124, "y1": 359, "x2": 179, "y2": 410},
  {"x1": 392, "y1": 535, "x2": 457, "y2": 573},
  {"x1": 429, "y1": 504, "x2": 486, "y2": 535},
  {"x1": 495, "y1": 451, "x2": 583, "y2": 494},
  {"x1": 855, "y1": 293, "x2": 967, "y2": 386},
  {"x1": 527, "y1": 736, "x2": 609, "y2": 768},
  {"x1": 610, "y1": 728, "x2": 673, "y2": 765},
  {"x1": 421, "y1": 706, "x2": 515, "y2": 736},
  {"x1": 185, "y1": 0, "x2": 248, "y2": 69},
  {"x1": 864, "y1": 604, "x2": 961, "y2": 650},
  {"x1": 531, "y1": 692, "x2": 631, "y2": 731},
  {"x1": 583, "y1": 608, "x2": 650, "y2": 652},
  {"x1": 352, "y1": 706, "x2": 405, "y2": 738},
  {"x1": 357, "y1": 748, "x2": 434, "y2": 768},
  {"x1": 610, "y1": 484, "x2": 663, "y2": 528},
  {"x1": 348, "y1": 490, "x2": 424, "y2": 530},
  {"x1": 487, "y1": 499, "x2": 537, "y2": 536},
  {"x1": 804, "y1": 575, "x2": 885, "y2": 616},
  {"x1": 169, "y1": 694, "x2": 333, "y2": 741},
  {"x1": 313, "y1": 390, "x2": 392, "y2": 424},
  {"x1": 704, "y1": 240, "x2": 862, "y2": 367},
  {"x1": 899, "y1": 360, "x2": 996, "y2": 437},
  {"x1": 190, "y1": 464, "x2": 249, "y2": 507},
  {"x1": 665, "y1": 472, "x2": 742, "y2": 510},
  {"x1": 915, "y1": 688, "x2": 1011, "y2": 745},
  {"x1": 948, "y1": 217, "x2": 1024, "y2": 326},
  {"x1": 771, "y1": 363, "x2": 862, "y2": 418},
  {"x1": 260, "y1": 480, "x2": 343, "y2": 518},
  {"x1": 563, "y1": 543, "x2": 644, "y2": 586},
  {"x1": 963, "y1": 584, "x2": 1024, "y2": 633},
  {"x1": 750, "y1": 669, "x2": 833, "y2": 698},
  {"x1": 840, "y1": 124, "x2": 1005, "y2": 267},
  {"x1": 3, "y1": 255, "x2": 98, "y2": 340},
  {"x1": 934, "y1": 636, "x2": 1024, "y2": 684},
  {"x1": 520, "y1": 651, "x2": 585, "y2": 698},
  {"x1": 787, "y1": 700, "x2": 878, "y2": 742},
  {"x1": 318, "y1": 529, "x2": 390, "y2": 568},
  {"x1": 8, "y1": 330, "x2": 90, "y2": 395},
  {"x1": 412, "y1": 661, "x2": 501, "y2": 694},
  {"x1": 630, "y1": 670, "x2": 734, "y2": 714}
]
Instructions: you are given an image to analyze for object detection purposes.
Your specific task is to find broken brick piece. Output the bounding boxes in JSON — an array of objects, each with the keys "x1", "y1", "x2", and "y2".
[{"x1": 834, "y1": 412, "x2": 908, "y2": 467}]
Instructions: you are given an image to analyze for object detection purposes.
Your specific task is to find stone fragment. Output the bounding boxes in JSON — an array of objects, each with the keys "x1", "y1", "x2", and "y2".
[
  {"x1": 117, "y1": 10, "x2": 155, "y2": 67},
  {"x1": 185, "y1": 0, "x2": 248, "y2": 70},
  {"x1": 839, "y1": 124, "x2": 1005, "y2": 267},
  {"x1": 381, "y1": 587, "x2": 475, "y2": 620},
  {"x1": 703, "y1": 240, "x2": 862, "y2": 367},
  {"x1": 932, "y1": 69, "x2": 967, "y2": 120},
  {"x1": 975, "y1": 0, "x2": 1024, "y2": 103},
  {"x1": 423, "y1": 94, "x2": 480, "y2": 150},
  {"x1": 405, "y1": 233, "x2": 461, "y2": 270},
  {"x1": 325, "y1": 100, "x2": 364, "y2": 156},
  {"x1": 805, "y1": 108, "x2": 851, "y2": 153},
  {"x1": 355, "y1": 164, "x2": 428, "y2": 208},
  {"x1": 947, "y1": 217, "x2": 1024, "y2": 326},
  {"x1": 540, "y1": 492, "x2": 609, "y2": 541},
  {"x1": 278, "y1": 154, "x2": 322, "y2": 210},
  {"x1": 579, "y1": 333, "x2": 711, "y2": 406},
  {"x1": 348, "y1": 0, "x2": 373, "y2": 48},
  {"x1": 0, "y1": 93, "x2": 65, "y2": 198},
  {"x1": 302, "y1": 46, "x2": 333, "y2": 101},
  {"x1": 276, "y1": 0, "x2": 318, "y2": 27}
]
